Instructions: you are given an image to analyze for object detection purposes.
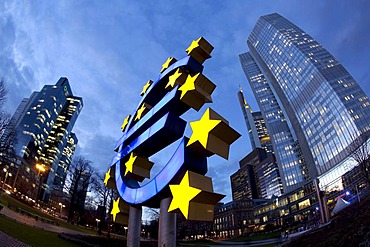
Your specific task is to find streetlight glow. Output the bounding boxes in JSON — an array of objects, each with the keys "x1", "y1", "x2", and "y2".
[
  {"x1": 58, "y1": 202, "x2": 65, "y2": 216},
  {"x1": 96, "y1": 218, "x2": 101, "y2": 229},
  {"x1": 35, "y1": 164, "x2": 46, "y2": 172}
]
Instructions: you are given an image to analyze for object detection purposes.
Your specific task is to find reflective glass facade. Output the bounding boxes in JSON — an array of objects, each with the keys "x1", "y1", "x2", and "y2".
[
  {"x1": 11, "y1": 77, "x2": 82, "y2": 201},
  {"x1": 52, "y1": 132, "x2": 78, "y2": 192},
  {"x1": 240, "y1": 52, "x2": 308, "y2": 192},
  {"x1": 237, "y1": 87, "x2": 273, "y2": 155},
  {"x1": 256, "y1": 154, "x2": 283, "y2": 198},
  {"x1": 240, "y1": 13, "x2": 370, "y2": 192}
]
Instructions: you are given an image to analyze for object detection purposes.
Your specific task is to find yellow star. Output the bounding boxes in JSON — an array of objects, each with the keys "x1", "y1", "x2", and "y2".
[
  {"x1": 187, "y1": 108, "x2": 221, "y2": 148},
  {"x1": 160, "y1": 57, "x2": 177, "y2": 73},
  {"x1": 185, "y1": 37, "x2": 213, "y2": 64},
  {"x1": 120, "y1": 115, "x2": 131, "y2": 132},
  {"x1": 124, "y1": 153, "x2": 137, "y2": 176},
  {"x1": 135, "y1": 103, "x2": 146, "y2": 121},
  {"x1": 111, "y1": 198, "x2": 121, "y2": 222},
  {"x1": 140, "y1": 80, "x2": 153, "y2": 96},
  {"x1": 104, "y1": 169, "x2": 111, "y2": 186},
  {"x1": 186, "y1": 108, "x2": 240, "y2": 159},
  {"x1": 186, "y1": 38, "x2": 201, "y2": 54},
  {"x1": 179, "y1": 74, "x2": 196, "y2": 98},
  {"x1": 178, "y1": 73, "x2": 215, "y2": 111},
  {"x1": 168, "y1": 171, "x2": 201, "y2": 219},
  {"x1": 165, "y1": 68, "x2": 187, "y2": 90}
]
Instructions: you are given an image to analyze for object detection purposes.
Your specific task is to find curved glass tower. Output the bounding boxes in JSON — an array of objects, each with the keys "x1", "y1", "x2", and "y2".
[{"x1": 240, "y1": 13, "x2": 370, "y2": 192}]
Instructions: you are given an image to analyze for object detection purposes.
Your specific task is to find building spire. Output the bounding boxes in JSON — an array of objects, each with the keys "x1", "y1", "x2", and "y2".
[{"x1": 238, "y1": 84, "x2": 252, "y2": 112}]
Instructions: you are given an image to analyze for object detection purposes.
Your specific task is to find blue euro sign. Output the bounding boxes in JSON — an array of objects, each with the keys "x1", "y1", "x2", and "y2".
[{"x1": 110, "y1": 56, "x2": 207, "y2": 207}]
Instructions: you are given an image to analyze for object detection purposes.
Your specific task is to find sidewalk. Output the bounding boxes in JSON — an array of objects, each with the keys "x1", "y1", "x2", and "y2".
[
  {"x1": 0, "y1": 231, "x2": 30, "y2": 247},
  {"x1": 204, "y1": 238, "x2": 284, "y2": 247},
  {"x1": 0, "y1": 206, "x2": 89, "y2": 235}
]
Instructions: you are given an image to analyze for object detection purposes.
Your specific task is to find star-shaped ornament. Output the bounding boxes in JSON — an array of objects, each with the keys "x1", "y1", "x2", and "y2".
[
  {"x1": 140, "y1": 80, "x2": 153, "y2": 96},
  {"x1": 168, "y1": 170, "x2": 224, "y2": 221},
  {"x1": 124, "y1": 152, "x2": 154, "y2": 182},
  {"x1": 104, "y1": 168, "x2": 116, "y2": 189},
  {"x1": 110, "y1": 197, "x2": 129, "y2": 224},
  {"x1": 178, "y1": 73, "x2": 216, "y2": 111},
  {"x1": 187, "y1": 108, "x2": 241, "y2": 159},
  {"x1": 120, "y1": 115, "x2": 131, "y2": 132},
  {"x1": 134, "y1": 103, "x2": 151, "y2": 121},
  {"x1": 160, "y1": 57, "x2": 177, "y2": 73},
  {"x1": 186, "y1": 37, "x2": 214, "y2": 64},
  {"x1": 165, "y1": 68, "x2": 188, "y2": 91}
]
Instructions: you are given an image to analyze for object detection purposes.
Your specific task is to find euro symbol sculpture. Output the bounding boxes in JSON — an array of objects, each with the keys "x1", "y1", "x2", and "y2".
[{"x1": 104, "y1": 37, "x2": 240, "y2": 222}]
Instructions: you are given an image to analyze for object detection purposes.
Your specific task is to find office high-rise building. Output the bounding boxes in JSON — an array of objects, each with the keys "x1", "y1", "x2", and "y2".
[
  {"x1": 10, "y1": 77, "x2": 83, "y2": 201},
  {"x1": 240, "y1": 13, "x2": 370, "y2": 192},
  {"x1": 52, "y1": 133, "x2": 78, "y2": 192},
  {"x1": 238, "y1": 86, "x2": 273, "y2": 154},
  {"x1": 231, "y1": 148, "x2": 283, "y2": 200}
]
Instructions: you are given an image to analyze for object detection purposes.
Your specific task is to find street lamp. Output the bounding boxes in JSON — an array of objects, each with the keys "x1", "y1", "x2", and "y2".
[
  {"x1": 2, "y1": 168, "x2": 12, "y2": 191},
  {"x1": 35, "y1": 164, "x2": 46, "y2": 203},
  {"x1": 124, "y1": 226, "x2": 128, "y2": 237},
  {"x1": 96, "y1": 219, "x2": 101, "y2": 229},
  {"x1": 59, "y1": 202, "x2": 65, "y2": 216}
]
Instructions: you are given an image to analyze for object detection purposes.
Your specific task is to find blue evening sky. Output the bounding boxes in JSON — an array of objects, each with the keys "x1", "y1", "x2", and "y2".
[{"x1": 1, "y1": 1, "x2": 369, "y2": 203}]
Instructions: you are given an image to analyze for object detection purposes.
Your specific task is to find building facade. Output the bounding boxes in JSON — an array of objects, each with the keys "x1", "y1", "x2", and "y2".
[
  {"x1": 256, "y1": 154, "x2": 284, "y2": 198},
  {"x1": 231, "y1": 148, "x2": 283, "y2": 200},
  {"x1": 237, "y1": 86, "x2": 273, "y2": 155},
  {"x1": 10, "y1": 77, "x2": 82, "y2": 201},
  {"x1": 231, "y1": 148, "x2": 267, "y2": 200},
  {"x1": 213, "y1": 200, "x2": 255, "y2": 238},
  {"x1": 240, "y1": 13, "x2": 370, "y2": 193}
]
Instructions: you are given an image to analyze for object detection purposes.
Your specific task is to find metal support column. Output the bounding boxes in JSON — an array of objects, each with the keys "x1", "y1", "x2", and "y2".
[
  {"x1": 158, "y1": 197, "x2": 176, "y2": 247},
  {"x1": 128, "y1": 205, "x2": 142, "y2": 247}
]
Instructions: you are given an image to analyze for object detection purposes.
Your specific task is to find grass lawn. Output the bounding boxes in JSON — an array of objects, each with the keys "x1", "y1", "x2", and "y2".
[
  {"x1": 228, "y1": 231, "x2": 282, "y2": 242},
  {"x1": 0, "y1": 194, "x2": 96, "y2": 235},
  {"x1": 178, "y1": 239, "x2": 280, "y2": 246},
  {"x1": 178, "y1": 239, "x2": 216, "y2": 246},
  {"x1": 0, "y1": 215, "x2": 78, "y2": 247}
]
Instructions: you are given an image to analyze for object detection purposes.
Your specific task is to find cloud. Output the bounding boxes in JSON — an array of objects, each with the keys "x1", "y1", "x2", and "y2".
[{"x1": 0, "y1": 0, "x2": 369, "y2": 206}]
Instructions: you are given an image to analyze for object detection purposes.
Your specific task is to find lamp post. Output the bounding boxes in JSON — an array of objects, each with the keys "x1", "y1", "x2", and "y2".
[
  {"x1": 35, "y1": 164, "x2": 45, "y2": 203},
  {"x1": 124, "y1": 226, "x2": 128, "y2": 237},
  {"x1": 96, "y1": 219, "x2": 101, "y2": 230},
  {"x1": 59, "y1": 202, "x2": 65, "y2": 216},
  {"x1": 2, "y1": 168, "x2": 12, "y2": 191}
]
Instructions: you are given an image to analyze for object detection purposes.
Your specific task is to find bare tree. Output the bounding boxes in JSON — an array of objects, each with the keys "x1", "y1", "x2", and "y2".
[
  {"x1": 348, "y1": 133, "x2": 370, "y2": 188},
  {"x1": 90, "y1": 172, "x2": 111, "y2": 208},
  {"x1": 0, "y1": 79, "x2": 17, "y2": 166},
  {"x1": 89, "y1": 172, "x2": 114, "y2": 232},
  {"x1": 65, "y1": 155, "x2": 95, "y2": 224}
]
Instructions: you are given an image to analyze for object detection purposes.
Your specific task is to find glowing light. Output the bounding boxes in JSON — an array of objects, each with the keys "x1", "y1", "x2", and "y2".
[{"x1": 35, "y1": 164, "x2": 46, "y2": 172}]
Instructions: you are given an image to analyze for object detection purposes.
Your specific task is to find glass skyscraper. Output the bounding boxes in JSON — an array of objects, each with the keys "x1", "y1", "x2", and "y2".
[
  {"x1": 238, "y1": 85, "x2": 273, "y2": 155},
  {"x1": 11, "y1": 77, "x2": 82, "y2": 201},
  {"x1": 240, "y1": 13, "x2": 370, "y2": 193}
]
